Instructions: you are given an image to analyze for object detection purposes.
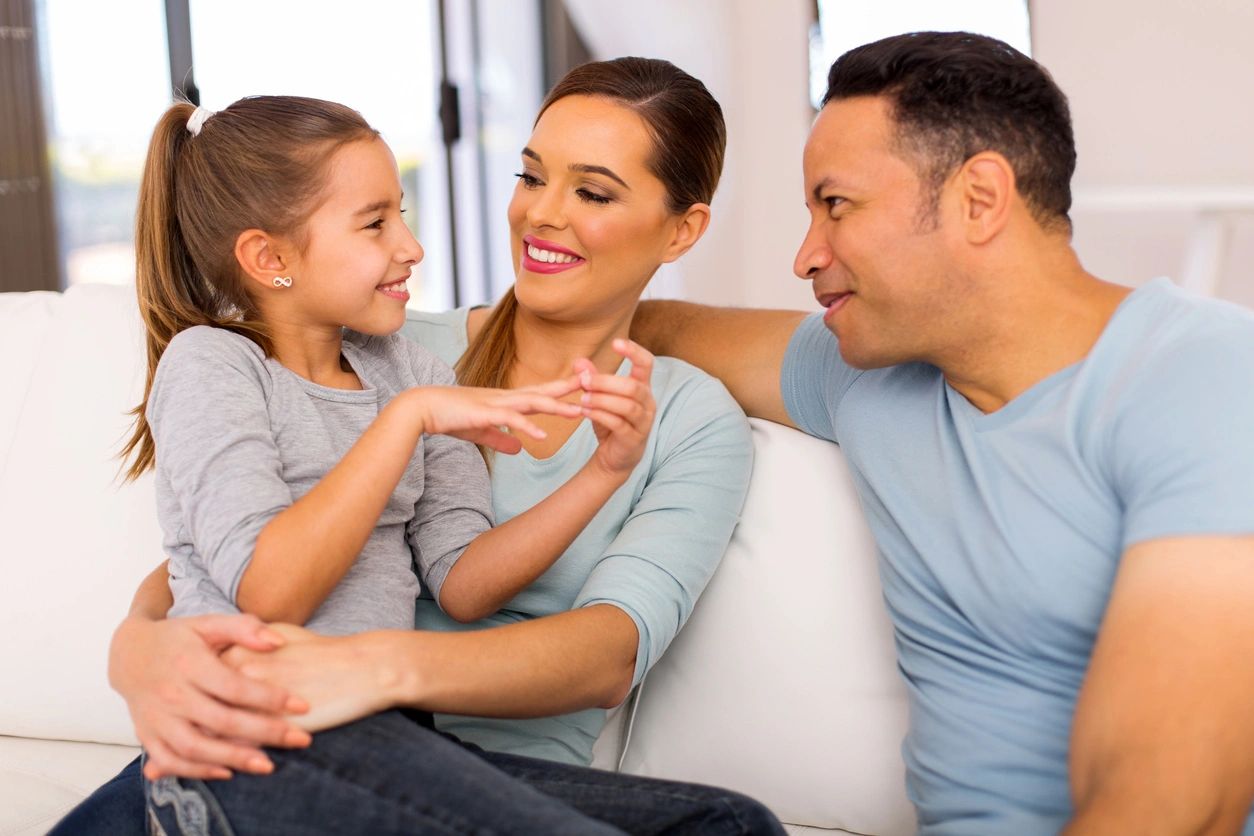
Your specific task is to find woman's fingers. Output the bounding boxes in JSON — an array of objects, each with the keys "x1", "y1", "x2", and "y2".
[
  {"x1": 142, "y1": 737, "x2": 234, "y2": 782},
  {"x1": 520, "y1": 373, "x2": 583, "y2": 400},
  {"x1": 492, "y1": 391, "x2": 582, "y2": 418},
  {"x1": 579, "y1": 392, "x2": 649, "y2": 429},
  {"x1": 614, "y1": 338, "x2": 655, "y2": 384}
]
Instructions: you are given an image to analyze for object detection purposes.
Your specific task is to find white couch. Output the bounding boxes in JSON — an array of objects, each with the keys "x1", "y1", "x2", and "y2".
[{"x1": 0, "y1": 284, "x2": 915, "y2": 835}]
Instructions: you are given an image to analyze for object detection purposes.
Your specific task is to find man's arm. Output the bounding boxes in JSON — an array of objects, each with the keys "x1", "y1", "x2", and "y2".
[
  {"x1": 632, "y1": 300, "x2": 806, "y2": 426},
  {"x1": 1065, "y1": 535, "x2": 1254, "y2": 834}
]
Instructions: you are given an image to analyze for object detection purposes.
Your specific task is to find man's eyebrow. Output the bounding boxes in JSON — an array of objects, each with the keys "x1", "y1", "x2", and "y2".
[{"x1": 520, "y1": 148, "x2": 629, "y2": 189}]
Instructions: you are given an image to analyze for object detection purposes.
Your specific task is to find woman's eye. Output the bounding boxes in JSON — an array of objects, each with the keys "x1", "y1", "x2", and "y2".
[
  {"x1": 577, "y1": 188, "x2": 612, "y2": 205},
  {"x1": 515, "y1": 173, "x2": 542, "y2": 189}
]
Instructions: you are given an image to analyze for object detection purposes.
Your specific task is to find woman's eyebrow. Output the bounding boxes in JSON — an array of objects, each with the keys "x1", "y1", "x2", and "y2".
[{"x1": 521, "y1": 147, "x2": 630, "y2": 189}]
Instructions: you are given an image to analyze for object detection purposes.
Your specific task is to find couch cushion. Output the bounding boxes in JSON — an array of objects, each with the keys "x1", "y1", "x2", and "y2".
[
  {"x1": 0, "y1": 292, "x2": 59, "y2": 479},
  {"x1": 0, "y1": 284, "x2": 159, "y2": 746},
  {"x1": 0, "y1": 735, "x2": 139, "y2": 836},
  {"x1": 620, "y1": 418, "x2": 915, "y2": 836}
]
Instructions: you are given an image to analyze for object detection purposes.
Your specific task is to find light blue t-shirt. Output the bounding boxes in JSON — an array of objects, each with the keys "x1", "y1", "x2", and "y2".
[
  {"x1": 781, "y1": 278, "x2": 1254, "y2": 835},
  {"x1": 401, "y1": 309, "x2": 753, "y2": 765}
]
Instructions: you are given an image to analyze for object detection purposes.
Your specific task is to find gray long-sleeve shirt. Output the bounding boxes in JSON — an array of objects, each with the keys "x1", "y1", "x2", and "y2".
[{"x1": 149, "y1": 325, "x2": 493, "y2": 636}]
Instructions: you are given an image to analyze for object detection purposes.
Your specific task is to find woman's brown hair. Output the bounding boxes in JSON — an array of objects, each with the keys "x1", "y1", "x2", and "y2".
[
  {"x1": 455, "y1": 57, "x2": 727, "y2": 392},
  {"x1": 121, "y1": 96, "x2": 378, "y2": 480}
]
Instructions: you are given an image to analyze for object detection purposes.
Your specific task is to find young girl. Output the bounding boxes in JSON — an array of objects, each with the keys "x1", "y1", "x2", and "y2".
[{"x1": 123, "y1": 95, "x2": 658, "y2": 833}]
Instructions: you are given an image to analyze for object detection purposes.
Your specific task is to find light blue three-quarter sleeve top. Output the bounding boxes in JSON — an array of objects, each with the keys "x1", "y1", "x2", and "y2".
[{"x1": 400, "y1": 308, "x2": 754, "y2": 766}]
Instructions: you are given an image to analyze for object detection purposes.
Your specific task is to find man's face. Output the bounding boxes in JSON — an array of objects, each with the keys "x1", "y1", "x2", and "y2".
[{"x1": 794, "y1": 95, "x2": 968, "y2": 370}]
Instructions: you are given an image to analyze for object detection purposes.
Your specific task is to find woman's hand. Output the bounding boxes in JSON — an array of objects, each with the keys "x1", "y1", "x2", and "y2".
[
  {"x1": 223, "y1": 624, "x2": 403, "y2": 733},
  {"x1": 404, "y1": 377, "x2": 583, "y2": 454},
  {"x1": 109, "y1": 613, "x2": 312, "y2": 781},
  {"x1": 576, "y1": 338, "x2": 657, "y2": 477}
]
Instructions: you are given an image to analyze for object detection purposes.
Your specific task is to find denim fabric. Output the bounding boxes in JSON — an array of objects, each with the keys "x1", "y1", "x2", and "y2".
[{"x1": 56, "y1": 710, "x2": 783, "y2": 835}]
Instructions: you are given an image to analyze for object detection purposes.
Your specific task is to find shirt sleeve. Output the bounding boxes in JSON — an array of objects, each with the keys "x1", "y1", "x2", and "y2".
[
  {"x1": 1111, "y1": 324, "x2": 1254, "y2": 549},
  {"x1": 147, "y1": 327, "x2": 292, "y2": 604},
  {"x1": 573, "y1": 374, "x2": 753, "y2": 686},
  {"x1": 780, "y1": 312, "x2": 864, "y2": 443},
  {"x1": 404, "y1": 354, "x2": 495, "y2": 606}
]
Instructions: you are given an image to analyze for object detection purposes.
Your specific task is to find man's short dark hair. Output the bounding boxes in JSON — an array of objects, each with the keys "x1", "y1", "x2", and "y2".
[{"x1": 823, "y1": 31, "x2": 1076, "y2": 231}]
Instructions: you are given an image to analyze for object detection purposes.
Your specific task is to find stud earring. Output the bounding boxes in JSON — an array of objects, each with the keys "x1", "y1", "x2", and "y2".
[{"x1": 272, "y1": 276, "x2": 293, "y2": 288}]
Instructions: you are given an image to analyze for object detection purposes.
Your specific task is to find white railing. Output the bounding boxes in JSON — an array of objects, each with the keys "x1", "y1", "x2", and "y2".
[{"x1": 1072, "y1": 187, "x2": 1254, "y2": 297}]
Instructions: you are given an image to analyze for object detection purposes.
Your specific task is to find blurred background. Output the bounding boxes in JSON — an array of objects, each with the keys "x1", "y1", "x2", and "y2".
[{"x1": 3, "y1": 0, "x2": 1252, "y2": 312}]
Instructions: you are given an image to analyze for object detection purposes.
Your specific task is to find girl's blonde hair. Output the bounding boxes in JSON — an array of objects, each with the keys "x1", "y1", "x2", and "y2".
[
  {"x1": 455, "y1": 57, "x2": 726, "y2": 391},
  {"x1": 121, "y1": 96, "x2": 378, "y2": 480}
]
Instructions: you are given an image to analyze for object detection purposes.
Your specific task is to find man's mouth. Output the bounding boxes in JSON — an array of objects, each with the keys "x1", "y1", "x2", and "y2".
[{"x1": 818, "y1": 291, "x2": 853, "y2": 321}]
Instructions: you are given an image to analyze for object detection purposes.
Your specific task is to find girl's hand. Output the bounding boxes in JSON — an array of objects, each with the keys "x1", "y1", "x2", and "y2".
[
  {"x1": 109, "y1": 614, "x2": 312, "y2": 781},
  {"x1": 404, "y1": 378, "x2": 583, "y2": 454},
  {"x1": 222, "y1": 624, "x2": 399, "y2": 732},
  {"x1": 576, "y1": 338, "x2": 657, "y2": 477}
]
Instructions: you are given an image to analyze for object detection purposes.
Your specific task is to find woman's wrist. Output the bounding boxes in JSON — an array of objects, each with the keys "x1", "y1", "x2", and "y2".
[{"x1": 367, "y1": 630, "x2": 430, "y2": 708}]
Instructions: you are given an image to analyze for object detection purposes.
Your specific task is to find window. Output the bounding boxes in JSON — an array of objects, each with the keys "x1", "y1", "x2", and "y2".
[{"x1": 809, "y1": 0, "x2": 1032, "y2": 108}]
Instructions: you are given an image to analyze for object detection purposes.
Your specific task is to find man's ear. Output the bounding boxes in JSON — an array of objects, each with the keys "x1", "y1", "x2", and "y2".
[
  {"x1": 660, "y1": 203, "x2": 712, "y2": 264},
  {"x1": 958, "y1": 152, "x2": 1014, "y2": 246},
  {"x1": 235, "y1": 229, "x2": 292, "y2": 292}
]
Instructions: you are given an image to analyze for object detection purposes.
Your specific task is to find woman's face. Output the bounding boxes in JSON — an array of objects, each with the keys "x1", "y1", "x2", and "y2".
[{"x1": 507, "y1": 95, "x2": 685, "y2": 323}]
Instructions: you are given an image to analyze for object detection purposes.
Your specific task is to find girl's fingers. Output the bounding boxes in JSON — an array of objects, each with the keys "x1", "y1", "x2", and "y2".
[
  {"x1": 462, "y1": 426, "x2": 523, "y2": 454},
  {"x1": 520, "y1": 374, "x2": 583, "y2": 399},
  {"x1": 579, "y1": 374, "x2": 652, "y2": 406},
  {"x1": 488, "y1": 410, "x2": 547, "y2": 440}
]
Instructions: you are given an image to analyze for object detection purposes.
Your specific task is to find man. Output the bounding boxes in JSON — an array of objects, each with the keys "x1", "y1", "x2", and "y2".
[{"x1": 633, "y1": 31, "x2": 1254, "y2": 835}]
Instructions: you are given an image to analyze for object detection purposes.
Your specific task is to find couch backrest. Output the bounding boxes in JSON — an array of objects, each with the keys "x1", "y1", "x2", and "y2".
[{"x1": 0, "y1": 285, "x2": 913, "y2": 834}]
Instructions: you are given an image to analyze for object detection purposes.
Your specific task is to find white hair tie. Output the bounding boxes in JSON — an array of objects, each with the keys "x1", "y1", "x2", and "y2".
[{"x1": 186, "y1": 106, "x2": 214, "y2": 137}]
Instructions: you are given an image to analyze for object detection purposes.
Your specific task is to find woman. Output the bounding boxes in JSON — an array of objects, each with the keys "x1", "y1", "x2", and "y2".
[{"x1": 58, "y1": 57, "x2": 772, "y2": 834}]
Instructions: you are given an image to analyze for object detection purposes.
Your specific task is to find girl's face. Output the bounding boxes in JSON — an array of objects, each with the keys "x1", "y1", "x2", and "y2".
[
  {"x1": 282, "y1": 138, "x2": 422, "y2": 335},
  {"x1": 507, "y1": 95, "x2": 690, "y2": 324}
]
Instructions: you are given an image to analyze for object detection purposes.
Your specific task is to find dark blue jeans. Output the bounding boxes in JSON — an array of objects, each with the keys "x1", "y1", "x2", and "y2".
[{"x1": 52, "y1": 710, "x2": 783, "y2": 835}]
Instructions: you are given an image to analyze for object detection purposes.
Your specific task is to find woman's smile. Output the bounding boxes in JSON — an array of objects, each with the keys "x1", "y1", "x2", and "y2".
[{"x1": 521, "y1": 234, "x2": 586, "y2": 274}]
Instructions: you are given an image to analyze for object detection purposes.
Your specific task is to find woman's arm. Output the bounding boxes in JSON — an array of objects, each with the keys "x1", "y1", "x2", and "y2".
[
  {"x1": 225, "y1": 605, "x2": 639, "y2": 731},
  {"x1": 438, "y1": 340, "x2": 657, "y2": 622}
]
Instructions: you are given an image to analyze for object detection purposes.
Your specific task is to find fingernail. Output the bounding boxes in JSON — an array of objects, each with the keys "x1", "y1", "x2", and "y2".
[
  {"x1": 285, "y1": 696, "x2": 309, "y2": 713},
  {"x1": 581, "y1": 371, "x2": 591, "y2": 388},
  {"x1": 258, "y1": 628, "x2": 285, "y2": 647},
  {"x1": 212, "y1": 769, "x2": 232, "y2": 780},
  {"x1": 285, "y1": 728, "x2": 312, "y2": 747},
  {"x1": 247, "y1": 756, "x2": 274, "y2": 774},
  {"x1": 581, "y1": 392, "x2": 591, "y2": 405}
]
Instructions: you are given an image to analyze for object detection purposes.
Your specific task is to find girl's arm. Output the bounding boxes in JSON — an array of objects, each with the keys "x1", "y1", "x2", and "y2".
[
  {"x1": 226, "y1": 368, "x2": 753, "y2": 729},
  {"x1": 437, "y1": 339, "x2": 657, "y2": 622},
  {"x1": 240, "y1": 383, "x2": 581, "y2": 624}
]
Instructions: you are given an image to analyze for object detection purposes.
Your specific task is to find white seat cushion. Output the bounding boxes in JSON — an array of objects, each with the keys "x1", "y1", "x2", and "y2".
[
  {"x1": 620, "y1": 419, "x2": 916, "y2": 835},
  {"x1": 0, "y1": 736, "x2": 139, "y2": 836}
]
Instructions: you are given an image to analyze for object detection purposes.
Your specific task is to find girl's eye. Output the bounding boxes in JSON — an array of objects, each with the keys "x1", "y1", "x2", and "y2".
[
  {"x1": 577, "y1": 188, "x2": 612, "y2": 205},
  {"x1": 515, "y1": 173, "x2": 542, "y2": 189},
  {"x1": 366, "y1": 219, "x2": 384, "y2": 230}
]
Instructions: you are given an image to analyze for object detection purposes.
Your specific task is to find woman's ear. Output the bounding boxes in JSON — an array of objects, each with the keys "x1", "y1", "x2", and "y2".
[
  {"x1": 660, "y1": 203, "x2": 712, "y2": 264},
  {"x1": 235, "y1": 229, "x2": 292, "y2": 292}
]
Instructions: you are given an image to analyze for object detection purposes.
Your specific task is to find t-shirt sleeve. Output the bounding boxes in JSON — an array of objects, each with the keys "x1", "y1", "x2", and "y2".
[
  {"x1": 403, "y1": 356, "x2": 495, "y2": 605},
  {"x1": 1112, "y1": 326, "x2": 1254, "y2": 549},
  {"x1": 780, "y1": 312, "x2": 863, "y2": 443},
  {"x1": 147, "y1": 327, "x2": 292, "y2": 604},
  {"x1": 398, "y1": 307, "x2": 472, "y2": 369},
  {"x1": 573, "y1": 375, "x2": 753, "y2": 687}
]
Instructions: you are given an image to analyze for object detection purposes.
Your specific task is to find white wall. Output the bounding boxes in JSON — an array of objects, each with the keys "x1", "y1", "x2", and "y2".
[
  {"x1": 566, "y1": 0, "x2": 1254, "y2": 309},
  {"x1": 1032, "y1": 0, "x2": 1254, "y2": 304},
  {"x1": 564, "y1": 0, "x2": 816, "y2": 311}
]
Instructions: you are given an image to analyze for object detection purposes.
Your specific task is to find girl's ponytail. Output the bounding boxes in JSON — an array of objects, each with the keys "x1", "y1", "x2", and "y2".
[{"x1": 122, "y1": 103, "x2": 207, "y2": 480}]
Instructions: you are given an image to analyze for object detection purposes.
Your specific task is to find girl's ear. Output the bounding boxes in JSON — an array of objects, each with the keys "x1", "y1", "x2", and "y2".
[
  {"x1": 235, "y1": 229, "x2": 291, "y2": 292},
  {"x1": 660, "y1": 202, "x2": 712, "y2": 264}
]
